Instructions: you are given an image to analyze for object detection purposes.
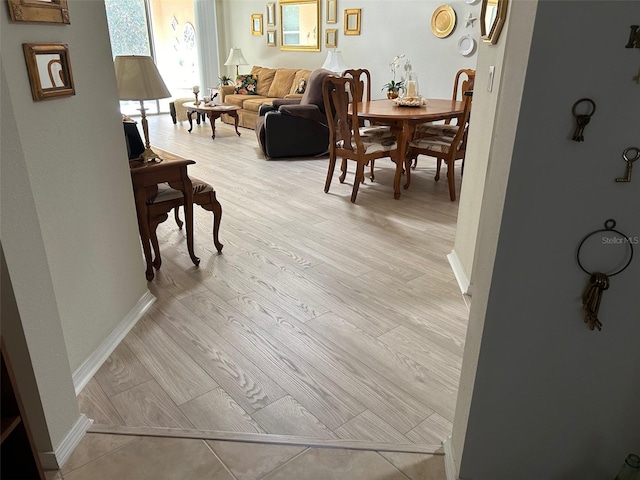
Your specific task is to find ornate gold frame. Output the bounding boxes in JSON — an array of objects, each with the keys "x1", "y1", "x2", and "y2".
[
  {"x1": 266, "y1": 2, "x2": 276, "y2": 26},
  {"x1": 267, "y1": 30, "x2": 277, "y2": 46},
  {"x1": 344, "y1": 8, "x2": 360, "y2": 35},
  {"x1": 326, "y1": 0, "x2": 337, "y2": 24},
  {"x1": 325, "y1": 28, "x2": 337, "y2": 48},
  {"x1": 8, "y1": 0, "x2": 70, "y2": 24},
  {"x1": 251, "y1": 14, "x2": 263, "y2": 35},
  {"x1": 480, "y1": 0, "x2": 508, "y2": 45},
  {"x1": 23, "y1": 43, "x2": 75, "y2": 101},
  {"x1": 279, "y1": 0, "x2": 320, "y2": 52}
]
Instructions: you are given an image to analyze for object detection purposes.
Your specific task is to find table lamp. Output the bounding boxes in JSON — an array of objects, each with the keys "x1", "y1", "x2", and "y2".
[
  {"x1": 224, "y1": 47, "x2": 248, "y2": 77},
  {"x1": 321, "y1": 49, "x2": 348, "y2": 74},
  {"x1": 114, "y1": 55, "x2": 171, "y2": 163}
]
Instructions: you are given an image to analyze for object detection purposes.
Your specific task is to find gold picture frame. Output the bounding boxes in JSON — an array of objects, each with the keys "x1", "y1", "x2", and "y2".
[
  {"x1": 344, "y1": 8, "x2": 360, "y2": 35},
  {"x1": 326, "y1": 0, "x2": 337, "y2": 23},
  {"x1": 251, "y1": 13, "x2": 263, "y2": 35},
  {"x1": 325, "y1": 28, "x2": 337, "y2": 48},
  {"x1": 23, "y1": 43, "x2": 75, "y2": 101},
  {"x1": 267, "y1": 30, "x2": 277, "y2": 46},
  {"x1": 279, "y1": 0, "x2": 320, "y2": 52},
  {"x1": 480, "y1": 0, "x2": 508, "y2": 45},
  {"x1": 266, "y1": 2, "x2": 276, "y2": 26},
  {"x1": 8, "y1": 0, "x2": 70, "y2": 24}
]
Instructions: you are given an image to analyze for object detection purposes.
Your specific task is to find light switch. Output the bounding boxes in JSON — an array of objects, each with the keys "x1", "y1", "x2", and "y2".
[{"x1": 488, "y1": 65, "x2": 495, "y2": 92}]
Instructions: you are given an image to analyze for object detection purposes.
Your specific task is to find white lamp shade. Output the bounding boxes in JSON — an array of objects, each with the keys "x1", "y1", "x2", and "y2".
[
  {"x1": 114, "y1": 55, "x2": 171, "y2": 101},
  {"x1": 321, "y1": 50, "x2": 348, "y2": 73},
  {"x1": 224, "y1": 47, "x2": 248, "y2": 67}
]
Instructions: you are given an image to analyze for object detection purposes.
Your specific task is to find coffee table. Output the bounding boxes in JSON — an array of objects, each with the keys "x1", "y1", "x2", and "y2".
[{"x1": 182, "y1": 102, "x2": 241, "y2": 140}]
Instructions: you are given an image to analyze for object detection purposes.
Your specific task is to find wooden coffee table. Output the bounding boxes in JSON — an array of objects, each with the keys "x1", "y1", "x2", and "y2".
[{"x1": 182, "y1": 101, "x2": 241, "y2": 140}]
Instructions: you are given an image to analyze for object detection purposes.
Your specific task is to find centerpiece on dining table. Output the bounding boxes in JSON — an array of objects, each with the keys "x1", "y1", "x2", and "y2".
[{"x1": 383, "y1": 55, "x2": 427, "y2": 107}]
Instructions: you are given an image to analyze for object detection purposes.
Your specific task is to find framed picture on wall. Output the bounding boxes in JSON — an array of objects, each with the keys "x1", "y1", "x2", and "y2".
[
  {"x1": 266, "y1": 3, "x2": 276, "y2": 26},
  {"x1": 8, "y1": 0, "x2": 70, "y2": 24},
  {"x1": 267, "y1": 30, "x2": 277, "y2": 46},
  {"x1": 344, "y1": 9, "x2": 361, "y2": 35},
  {"x1": 326, "y1": 0, "x2": 337, "y2": 23},
  {"x1": 325, "y1": 29, "x2": 337, "y2": 48},
  {"x1": 252, "y1": 14, "x2": 263, "y2": 35}
]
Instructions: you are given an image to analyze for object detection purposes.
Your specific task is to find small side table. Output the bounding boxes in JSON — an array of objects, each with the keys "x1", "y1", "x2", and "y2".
[{"x1": 182, "y1": 102, "x2": 241, "y2": 140}]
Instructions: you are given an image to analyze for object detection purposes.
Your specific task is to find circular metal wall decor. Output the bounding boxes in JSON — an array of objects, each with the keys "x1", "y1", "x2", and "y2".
[{"x1": 431, "y1": 5, "x2": 457, "y2": 38}]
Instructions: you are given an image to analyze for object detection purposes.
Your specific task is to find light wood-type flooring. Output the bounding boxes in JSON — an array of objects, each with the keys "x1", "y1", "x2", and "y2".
[{"x1": 78, "y1": 114, "x2": 469, "y2": 450}]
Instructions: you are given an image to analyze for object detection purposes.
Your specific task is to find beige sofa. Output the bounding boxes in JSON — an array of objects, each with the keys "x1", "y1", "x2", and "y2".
[{"x1": 219, "y1": 66, "x2": 312, "y2": 130}]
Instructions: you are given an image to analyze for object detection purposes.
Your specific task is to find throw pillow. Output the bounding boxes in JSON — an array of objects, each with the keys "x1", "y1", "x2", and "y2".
[
  {"x1": 295, "y1": 77, "x2": 307, "y2": 94},
  {"x1": 234, "y1": 74, "x2": 258, "y2": 95}
]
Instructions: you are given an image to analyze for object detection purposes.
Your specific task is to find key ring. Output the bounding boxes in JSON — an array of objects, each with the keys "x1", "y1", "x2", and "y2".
[
  {"x1": 623, "y1": 146, "x2": 640, "y2": 164},
  {"x1": 572, "y1": 98, "x2": 596, "y2": 118},
  {"x1": 576, "y1": 219, "x2": 634, "y2": 276}
]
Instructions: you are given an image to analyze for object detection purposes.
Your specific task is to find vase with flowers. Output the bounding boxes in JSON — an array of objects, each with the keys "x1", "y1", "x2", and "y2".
[{"x1": 382, "y1": 54, "x2": 408, "y2": 99}]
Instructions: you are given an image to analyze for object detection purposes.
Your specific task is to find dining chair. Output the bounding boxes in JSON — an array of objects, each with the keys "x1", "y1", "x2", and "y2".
[
  {"x1": 322, "y1": 75, "x2": 397, "y2": 203},
  {"x1": 406, "y1": 90, "x2": 473, "y2": 201},
  {"x1": 342, "y1": 68, "x2": 393, "y2": 182}
]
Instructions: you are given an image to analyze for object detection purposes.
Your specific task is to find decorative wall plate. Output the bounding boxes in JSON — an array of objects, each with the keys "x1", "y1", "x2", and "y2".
[
  {"x1": 431, "y1": 5, "x2": 457, "y2": 38},
  {"x1": 458, "y1": 35, "x2": 476, "y2": 56}
]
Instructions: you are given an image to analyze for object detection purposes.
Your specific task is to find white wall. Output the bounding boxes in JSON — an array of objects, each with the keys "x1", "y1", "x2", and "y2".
[
  {"x1": 1, "y1": 0, "x2": 148, "y2": 450},
  {"x1": 454, "y1": 1, "x2": 640, "y2": 478},
  {"x1": 215, "y1": 0, "x2": 478, "y2": 98}
]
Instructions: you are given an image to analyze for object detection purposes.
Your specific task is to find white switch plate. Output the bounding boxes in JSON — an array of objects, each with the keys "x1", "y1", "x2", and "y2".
[{"x1": 488, "y1": 65, "x2": 495, "y2": 92}]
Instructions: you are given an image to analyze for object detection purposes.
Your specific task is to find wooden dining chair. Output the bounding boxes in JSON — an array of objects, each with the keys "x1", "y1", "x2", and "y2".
[
  {"x1": 406, "y1": 90, "x2": 473, "y2": 201},
  {"x1": 322, "y1": 75, "x2": 397, "y2": 203},
  {"x1": 342, "y1": 68, "x2": 393, "y2": 182}
]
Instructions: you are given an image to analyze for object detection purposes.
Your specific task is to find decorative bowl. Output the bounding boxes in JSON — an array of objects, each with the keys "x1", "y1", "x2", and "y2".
[{"x1": 392, "y1": 96, "x2": 428, "y2": 107}]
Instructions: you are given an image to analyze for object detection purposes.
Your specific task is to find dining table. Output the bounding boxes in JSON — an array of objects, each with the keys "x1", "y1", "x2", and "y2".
[{"x1": 352, "y1": 98, "x2": 463, "y2": 199}]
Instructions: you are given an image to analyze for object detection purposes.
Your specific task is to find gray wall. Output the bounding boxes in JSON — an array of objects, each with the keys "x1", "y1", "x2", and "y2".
[
  {"x1": 455, "y1": 1, "x2": 640, "y2": 478},
  {"x1": 1, "y1": 0, "x2": 148, "y2": 449},
  {"x1": 215, "y1": 0, "x2": 479, "y2": 99}
]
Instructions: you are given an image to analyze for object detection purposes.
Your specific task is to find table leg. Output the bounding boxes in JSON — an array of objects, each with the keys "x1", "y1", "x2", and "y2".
[
  {"x1": 187, "y1": 110, "x2": 194, "y2": 133},
  {"x1": 229, "y1": 111, "x2": 241, "y2": 137},
  {"x1": 393, "y1": 121, "x2": 413, "y2": 199},
  {"x1": 207, "y1": 113, "x2": 217, "y2": 140},
  {"x1": 133, "y1": 189, "x2": 155, "y2": 280}
]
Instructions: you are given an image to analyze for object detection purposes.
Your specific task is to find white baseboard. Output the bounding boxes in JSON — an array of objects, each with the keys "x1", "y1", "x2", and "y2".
[
  {"x1": 72, "y1": 290, "x2": 155, "y2": 394},
  {"x1": 447, "y1": 250, "x2": 471, "y2": 296},
  {"x1": 40, "y1": 414, "x2": 93, "y2": 470},
  {"x1": 443, "y1": 435, "x2": 458, "y2": 480}
]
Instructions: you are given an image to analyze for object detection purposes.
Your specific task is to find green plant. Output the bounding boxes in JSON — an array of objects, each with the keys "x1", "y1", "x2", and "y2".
[
  {"x1": 218, "y1": 75, "x2": 234, "y2": 86},
  {"x1": 382, "y1": 54, "x2": 408, "y2": 93}
]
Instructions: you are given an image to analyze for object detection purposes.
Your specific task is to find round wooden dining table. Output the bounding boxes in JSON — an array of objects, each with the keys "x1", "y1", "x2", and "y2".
[{"x1": 352, "y1": 98, "x2": 463, "y2": 199}]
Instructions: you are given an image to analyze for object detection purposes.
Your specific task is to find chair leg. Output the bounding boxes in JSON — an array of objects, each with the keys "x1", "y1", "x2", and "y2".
[
  {"x1": 369, "y1": 159, "x2": 375, "y2": 181},
  {"x1": 149, "y1": 214, "x2": 168, "y2": 270},
  {"x1": 350, "y1": 163, "x2": 365, "y2": 203},
  {"x1": 403, "y1": 154, "x2": 412, "y2": 190},
  {"x1": 339, "y1": 158, "x2": 347, "y2": 183},
  {"x1": 325, "y1": 154, "x2": 337, "y2": 193},
  {"x1": 447, "y1": 159, "x2": 456, "y2": 201},
  {"x1": 435, "y1": 158, "x2": 443, "y2": 182},
  {"x1": 173, "y1": 207, "x2": 184, "y2": 229}
]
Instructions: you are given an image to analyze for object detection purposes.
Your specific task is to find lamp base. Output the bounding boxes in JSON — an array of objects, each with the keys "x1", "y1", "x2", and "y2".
[{"x1": 138, "y1": 147, "x2": 163, "y2": 163}]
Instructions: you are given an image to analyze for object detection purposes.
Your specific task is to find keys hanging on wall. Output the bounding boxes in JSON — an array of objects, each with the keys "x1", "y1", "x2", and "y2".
[
  {"x1": 615, "y1": 147, "x2": 639, "y2": 183},
  {"x1": 576, "y1": 220, "x2": 634, "y2": 332},
  {"x1": 571, "y1": 98, "x2": 596, "y2": 142}
]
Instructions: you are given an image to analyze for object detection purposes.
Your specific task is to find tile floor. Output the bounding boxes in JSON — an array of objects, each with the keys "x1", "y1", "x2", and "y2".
[{"x1": 45, "y1": 433, "x2": 446, "y2": 480}]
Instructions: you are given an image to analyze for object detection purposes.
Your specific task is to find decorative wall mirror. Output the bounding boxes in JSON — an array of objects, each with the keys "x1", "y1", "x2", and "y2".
[
  {"x1": 344, "y1": 8, "x2": 361, "y2": 35},
  {"x1": 23, "y1": 43, "x2": 75, "y2": 101},
  {"x1": 326, "y1": 0, "x2": 337, "y2": 24},
  {"x1": 267, "y1": 30, "x2": 277, "y2": 46},
  {"x1": 279, "y1": 0, "x2": 320, "y2": 51},
  {"x1": 8, "y1": 0, "x2": 70, "y2": 24},
  {"x1": 266, "y1": 2, "x2": 275, "y2": 26},
  {"x1": 325, "y1": 28, "x2": 337, "y2": 48},
  {"x1": 251, "y1": 14, "x2": 263, "y2": 35},
  {"x1": 480, "y1": 0, "x2": 508, "y2": 45}
]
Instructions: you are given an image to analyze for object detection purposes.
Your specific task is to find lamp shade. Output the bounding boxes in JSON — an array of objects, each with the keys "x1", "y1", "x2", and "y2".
[
  {"x1": 114, "y1": 55, "x2": 171, "y2": 101},
  {"x1": 224, "y1": 47, "x2": 248, "y2": 67},
  {"x1": 321, "y1": 50, "x2": 348, "y2": 73}
]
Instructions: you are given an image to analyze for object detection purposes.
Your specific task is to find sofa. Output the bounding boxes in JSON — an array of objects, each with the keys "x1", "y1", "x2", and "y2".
[{"x1": 219, "y1": 65, "x2": 312, "y2": 130}]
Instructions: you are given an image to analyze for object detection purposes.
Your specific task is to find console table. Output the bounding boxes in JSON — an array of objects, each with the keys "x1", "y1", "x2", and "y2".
[{"x1": 129, "y1": 149, "x2": 200, "y2": 280}]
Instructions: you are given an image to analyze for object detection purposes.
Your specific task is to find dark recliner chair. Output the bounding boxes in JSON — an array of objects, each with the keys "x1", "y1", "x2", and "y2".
[{"x1": 255, "y1": 68, "x2": 334, "y2": 159}]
